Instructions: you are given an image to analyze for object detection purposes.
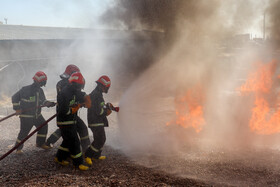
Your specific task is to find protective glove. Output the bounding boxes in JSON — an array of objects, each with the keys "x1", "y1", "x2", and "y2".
[
  {"x1": 15, "y1": 110, "x2": 21, "y2": 116},
  {"x1": 106, "y1": 108, "x2": 112, "y2": 116},
  {"x1": 106, "y1": 103, "x2": 119, "y2": 112},
  {"x1": 84, "y1": 95, "x2": 92, "y2": 108},
  {"x1": 44, "y1": 101, "x2": 56, "y2": 108},
  {"x1": 71, "y1": 104, "x2": 81, "y2": 114},
  {"x1": 106, "y1": 103, "x2": 113, "y2": 110}
]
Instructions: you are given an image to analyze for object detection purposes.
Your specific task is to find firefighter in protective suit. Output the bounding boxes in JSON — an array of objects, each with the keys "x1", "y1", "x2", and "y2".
[
  {"x1": 12, "y1": 71, "x2": 56, "y2": 154},
  {"x1": 85, "y1": 75, "x2": 114, "y2": 165},
  {"x1": 55, "y1": 72, "x2": 90, "y2": 171},
  {"x1": 46, "y1": 64, "x2": 90, "y2": 151}
]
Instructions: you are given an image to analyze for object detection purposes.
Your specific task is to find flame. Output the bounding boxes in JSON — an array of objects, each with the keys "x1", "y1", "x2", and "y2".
[
  {"x1": 239, "y1": 60, "x2": 280, "y2": 135},
  {"x1": 250, "y1": 96, "x2": 280, "y2": 134},
  {"x1": 167, "y1": 84, "x2": 205, "y2": 133},
  {"x1": 238, "y1": 61, "x2": 276, "y2": 94}
]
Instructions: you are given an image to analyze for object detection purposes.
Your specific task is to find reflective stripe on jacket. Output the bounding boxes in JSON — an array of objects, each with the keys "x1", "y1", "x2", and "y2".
[
  {"x1": 87, "y1": 86, "x2": 109, "y2": 127},
  {"x1": 56, "y1": 84, "x2": 85, "y2": 127},
  {"x1": 12, "y1": 83, "x2": 46, "y2": 118}
]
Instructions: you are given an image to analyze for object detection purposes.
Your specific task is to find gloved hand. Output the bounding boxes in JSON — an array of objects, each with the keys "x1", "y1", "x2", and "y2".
[
  {"x1": 44, "y1": 101, "x2": 56, "y2": 108},
  {"x1": 106, "y1": 108, "x2": 112, "y2": 116},
  {"x1": 84, "y1": 95, "x2": 92, "y2": 108},
  {"x1": 106, "y1": 103, "x2": 119, "y2": 112},
  {"x1": 71, "y1": 104, "x2": 81, "y2": 114},
  {"x1": 15, "y1": 110, "x2": 21, "y2": 116},
  {"x1": 106, "y1": 103, "x2": 113, "y2": 110}
]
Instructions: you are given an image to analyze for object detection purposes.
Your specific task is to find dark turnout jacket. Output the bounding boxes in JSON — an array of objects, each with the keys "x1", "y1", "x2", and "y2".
[
  {"x1": 12, "y1": 83, "x2": 47, "y2": 118},
  {"x1": 56, "y1": 85, "x2": 85, "y2": 127},
  {"x1": 87, "y1": 86, "x2": 109, "y2": 127},
  {"x1": 56, "y1": 78, "x2": 69, "y2": 94}
]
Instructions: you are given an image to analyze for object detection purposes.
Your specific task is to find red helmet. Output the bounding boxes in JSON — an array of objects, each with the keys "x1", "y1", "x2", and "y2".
[
  {"x1": 33, "y1": 71, "x2": 47, "y2": 82},
  {"x1": 60, "y1": 64, "x2": 80, "y2": 79},
  {"x1": 33, "y1": 71, "x2": 47, "y2": 87},
  {"x1": 96, "y1": 75, "x2": 111, "y2": 88},
  {"x1": 68, "y1": 72, "x2": 85, "y2": 87}
]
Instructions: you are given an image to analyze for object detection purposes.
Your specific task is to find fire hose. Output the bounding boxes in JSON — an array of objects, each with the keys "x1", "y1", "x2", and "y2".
[
  {"x1": 0, "y1": 112, "x2": 18, "y2": 123},
  {"x1": 107, "y1": 103, "x2": 120, "y2": 112},
  {"x1": 0, "y1": 102, "x2": 56, "y2": 124},
  {"x1": 110, "y1": 106, "x2": 120, "y2": 112},
  {"x1": 0, "y1": 102, "x2": 117, "y2": 161},
  {"x1": 0, "y1": 113, "x2": 57, "y2": 162}
]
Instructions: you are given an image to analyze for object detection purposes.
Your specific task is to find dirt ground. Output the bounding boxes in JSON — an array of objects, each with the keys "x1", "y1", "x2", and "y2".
[
  {"x1": 2, "y1": 135, "x2": 280, "y2": 186},
  {"x1": 0, "y1": 143, "x2": 208, "y2": 187},
  {"x1": 1, "y1": 110, "x2": 280, "y2": 186},
  {"x1": 0, "y1": 109, "x2": 208, "y2": 187}
]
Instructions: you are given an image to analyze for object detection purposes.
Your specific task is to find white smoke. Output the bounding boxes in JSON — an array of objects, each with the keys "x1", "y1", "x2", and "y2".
[{"x1": 107, "y1": 0, "x2": 279, "y2": 157}]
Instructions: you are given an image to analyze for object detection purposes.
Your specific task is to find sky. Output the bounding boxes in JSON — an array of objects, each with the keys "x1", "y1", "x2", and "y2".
[
  {"x1": 0, "y1": 0, "x2": 268, "y2": 37},
  {"x1": 0, "y1": 0, "x2": 111, "y2": 28}
]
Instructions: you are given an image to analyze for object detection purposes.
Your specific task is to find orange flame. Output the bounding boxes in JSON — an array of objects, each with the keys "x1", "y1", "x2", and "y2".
[
  {"x1": 167, "y1": 84, "x2": 205, "y2": 133},
  {"x1": 250, "y1": 96, "x2": 280, "y2": 134},
  {"x1": 239, "y1": 60, "x2": 280, "y2": 134},
  {"x1": 238, "y1": 62, "x2": 276, "y2": 94}
]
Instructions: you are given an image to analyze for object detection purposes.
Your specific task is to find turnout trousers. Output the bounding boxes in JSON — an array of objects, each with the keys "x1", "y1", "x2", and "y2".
[
  {"x1": 15, "y1": 115, "x2": 48, "y2": 151},
  {"x1": 85, "y1": 126, "x2": 106, "y2": 159},
  {"x1": 46, "y1": 116, "x2": 90, "y2": 151},
  {"x1": 56, "y1": 124, "x2": 83, "y2": 166}
]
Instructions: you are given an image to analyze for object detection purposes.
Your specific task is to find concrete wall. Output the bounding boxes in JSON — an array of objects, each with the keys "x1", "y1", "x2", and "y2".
[{"x1": 0, "y1": 35, "x2": 164, "y2": 98}]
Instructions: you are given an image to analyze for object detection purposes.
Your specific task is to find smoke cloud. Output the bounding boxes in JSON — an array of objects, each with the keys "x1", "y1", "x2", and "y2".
[
  {"x1": 102, "y1": 0, "x2": 221, "y2": 48},
  {"x1": 267, "y1": 0, "x2": 280, "y2": 47},
  {"x1": 100, "y1": 0, "x2": 280, "y2": 159}
]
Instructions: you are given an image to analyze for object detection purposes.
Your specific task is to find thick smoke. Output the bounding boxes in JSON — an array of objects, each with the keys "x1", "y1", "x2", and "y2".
[
  {"x1": 267, "y1": 0, "x2": 280, "y2": 47},
  {"x1": 100, "y1": 0, "x2": 279, "y2": 158},
  {"x1": 102, "y1": 0, "x2": 221, "y2": 48},
  {"x1": 102, "y1": 0, "x2": 268, "y2": 47}
]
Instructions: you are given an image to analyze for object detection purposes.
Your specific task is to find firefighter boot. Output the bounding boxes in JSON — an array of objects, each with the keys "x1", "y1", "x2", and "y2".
[
  {"x1": 98, "y1": 156, "x2": 106, "y2": 160},
  {"x1": 93, "y1": 156, "x2": 106, "y2": 160},
  {"x1": 16, "y1": 150, "x2": 23, "y2": 154},
  {"x1": 54, "y1": 157, "x2": 69, "y2": 166},
  {"x1": 78, "y1": 164, "x2": 89, "y2": 171},
  {"x1": 85, "y1": 157, "x2": 92, "y2": 166},
  {"x1": 37, "y1": 144, "x2": 52, "y2": 150},
  {"x1": 45, "y1": 142, "x2": 54, "y2": 148}
]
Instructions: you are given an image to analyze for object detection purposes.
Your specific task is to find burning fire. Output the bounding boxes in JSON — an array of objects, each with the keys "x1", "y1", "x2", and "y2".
[
  {"x1": 239, "y1": 60, "x2": 280, "y2": 135},
  {"x1": 167, "y1": 84, "x2": 205, "y2": 133},
  {"x1": 239, "y1": 61, "x2": 276, "y2": 94}
]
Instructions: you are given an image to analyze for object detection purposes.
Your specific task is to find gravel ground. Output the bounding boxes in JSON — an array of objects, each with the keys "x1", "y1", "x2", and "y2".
[
  {"x1": 1, "y1": 109, "x2": 280, "y2": 186},
  {"x1": 131, "y1": 145, "x2": 280, "y2": 186},
  {"x1": 0, "y1": 143, "x2": 208, "y2": 187},
  {"x1": 0, "y1": 109, "x2": 208, "y2": 187},
  {"x1": 2, "y1": 134, "x2": 280, "y2": 187}
]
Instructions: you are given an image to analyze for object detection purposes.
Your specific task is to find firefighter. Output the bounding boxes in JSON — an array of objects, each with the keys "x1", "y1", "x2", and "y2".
[
  {"x1": 84, "y1": 75, "x2": 114, "y2": 166},
  {"x1": 55, "y1": 72, "x2": 89, "y2": 171},
  {"x1": 46, "y1": 64, "x2": 90, "y2": 152},
  {"x1": 12, "y1": 71, "x2": 56, "y2": 154}
]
